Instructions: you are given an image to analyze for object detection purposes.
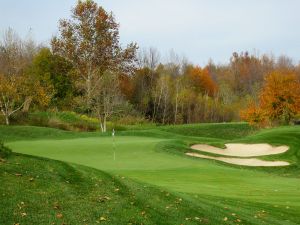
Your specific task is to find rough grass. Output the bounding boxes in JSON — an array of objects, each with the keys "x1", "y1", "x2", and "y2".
[{"x1": 3, "y1": 111, "x2": 157, "y2": 132}]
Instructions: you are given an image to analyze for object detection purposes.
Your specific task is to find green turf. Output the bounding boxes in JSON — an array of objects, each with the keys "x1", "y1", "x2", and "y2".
[{"x1": 1, "y1": 123, "x2": 300, "y2": 224}]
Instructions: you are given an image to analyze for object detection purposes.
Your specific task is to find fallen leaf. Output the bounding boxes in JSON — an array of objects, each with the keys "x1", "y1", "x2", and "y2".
[
  {"x1": 223, "y1": 217, "x2": 228, "y2": 221},
  {"x1": 21, "y1": 212, "x2": 27, "y2": 217},
  {"x1": 99, "y1": 196, "x2": 111, "y2": 202},
  {"x1": 53, "y1": 202, "x2": 60, "y2": 210},
  {"x1": 99, "y1": 216, "x2": 106, "y2": 221},
  {"x1": 56, "y1": 213, "x2": 63, "y2": 219},
  {"x1": 15, "y1": 173, "x2": 22, "y2": 177}
]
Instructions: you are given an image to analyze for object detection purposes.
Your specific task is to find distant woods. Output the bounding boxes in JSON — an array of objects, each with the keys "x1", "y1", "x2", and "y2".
[{"x1": 1, "y1": 0, "x2": 300, "y2": 129}]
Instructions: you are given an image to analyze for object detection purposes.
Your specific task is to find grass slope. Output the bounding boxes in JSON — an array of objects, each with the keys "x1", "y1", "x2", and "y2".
[
  {"x1": 2, "y1": 153, "x2": 299, "y2": 225},
  {"x1": 1, "y1": 153, "x2": 261, "y2": 225},
  {"x1": 1, "y1": 123, "x2": 300, "y2": 224}
]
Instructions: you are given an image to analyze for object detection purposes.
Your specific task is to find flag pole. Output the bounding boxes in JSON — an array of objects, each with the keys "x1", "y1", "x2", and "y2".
[{"x1": 112, "y1": 128, "x2": 115, "y2": 161}]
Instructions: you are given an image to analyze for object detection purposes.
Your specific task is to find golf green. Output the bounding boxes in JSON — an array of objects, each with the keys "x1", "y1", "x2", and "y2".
[{"x1": 8, "y1": 131, "x2": 300, "y2": 210}]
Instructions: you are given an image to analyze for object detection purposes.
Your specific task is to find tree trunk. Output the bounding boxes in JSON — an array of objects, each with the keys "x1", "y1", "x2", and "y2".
[
  {"x1": 87, "y1": 77, "x2": 91, "y2": 109},
  {"x1": 100, "y1": 120, "x2": 104, "y2": 133},
  {"x1": 162, "y1": 93, "x2": 167, "y2": 124},
  {"x1": 22, "y1": 97, "x2": 32, "y2": 112},
  {"x1": 174, "y1": 84, "x2": 179, "y2": 124},
  {"x1": 99, "y1": 114, "x2": 107, "y2": 133},
  {"x1": 5, "y1": 115, "x2": 9, "y2": 125},
  {"x1": 103, "y1": 117, "x2": 107, "y2": 132}
]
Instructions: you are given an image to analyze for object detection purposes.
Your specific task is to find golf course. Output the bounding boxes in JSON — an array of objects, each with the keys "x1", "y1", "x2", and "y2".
[
  {"x1": 1, "y1": 0, "x2": 300, "y2": 224},
  {"x1": 1, "y1": 123, "x2": 300, "y2": 224}
]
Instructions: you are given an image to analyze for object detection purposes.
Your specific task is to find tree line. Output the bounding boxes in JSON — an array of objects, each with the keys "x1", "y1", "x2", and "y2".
[{"x1": 1, "y1": 0, "x2": 300, "y2": 129}]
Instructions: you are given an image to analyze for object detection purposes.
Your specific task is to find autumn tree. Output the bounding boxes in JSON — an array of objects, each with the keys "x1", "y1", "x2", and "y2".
[
  {"x1": 241, "y1": 71, "x2": 300, "y2": 126},
  {"x1": 0, "y1": 29, "x2": 50, "y2": 124},
  {"x1": 260, "y1": 71, "x2": 300, "y2": 124},
  {"x1": 0, "y1": 73, "x2": 49, "y2": 125},
  {"x1": 130, "y1": 67, "x2": 158, "y2": 118},
  {"x1": 51, "y1": 0, "x2": 137, "y2": 112},
  {"x1": 240, "y1": 101, "x2": 267, "y2": 126},
  {"x1": 30, "y1": 48, "x2": 75, "y2": 108},
  {"x1": 184, "y1": 65, "x2": 217, "y2": 96}
]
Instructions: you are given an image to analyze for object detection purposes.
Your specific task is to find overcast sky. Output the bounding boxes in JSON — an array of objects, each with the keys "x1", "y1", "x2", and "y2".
[{"x1": 0, "y1": 0, "x2": 299, "y2": 65}]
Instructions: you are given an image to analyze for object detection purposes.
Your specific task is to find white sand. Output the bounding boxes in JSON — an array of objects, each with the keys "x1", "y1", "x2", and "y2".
[
  {"x1": 186, "y1": 152, "x2": 290, "y2": 167},
  {"x1": 190, "y1": 143, "x2": 289, "y2": 157}
]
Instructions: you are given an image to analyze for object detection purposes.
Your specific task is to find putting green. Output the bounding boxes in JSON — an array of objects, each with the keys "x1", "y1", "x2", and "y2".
[{"x1": 8, "y1": 135, "x2": 300, "y2": 209}]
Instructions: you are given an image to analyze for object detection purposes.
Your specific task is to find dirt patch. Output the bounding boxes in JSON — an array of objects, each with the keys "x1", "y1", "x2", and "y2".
[
  {"x1": 186, "y1": 152, "x2": 290, "y2": 167},
  {"x1": 190, "y1": 143, "x2": 289, "y2": 157}
]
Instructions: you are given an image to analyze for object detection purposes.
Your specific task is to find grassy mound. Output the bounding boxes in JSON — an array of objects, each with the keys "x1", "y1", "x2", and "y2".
[
  {"x1": 159, "y1": 122, "x2": 257, "y2": 139},
  {"x1": 1, "y1": 153, "x2": 242, "y2": 225}
]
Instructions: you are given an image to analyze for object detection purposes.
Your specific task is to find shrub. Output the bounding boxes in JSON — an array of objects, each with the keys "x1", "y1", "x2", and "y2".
[{"x1": 0, "y1": 141, "x2": 12, "y2": 158}]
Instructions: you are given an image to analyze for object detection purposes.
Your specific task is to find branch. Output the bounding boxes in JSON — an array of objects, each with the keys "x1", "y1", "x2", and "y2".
[{"x1": 8, "y1": 101, "x2": 26, "y2": 117}]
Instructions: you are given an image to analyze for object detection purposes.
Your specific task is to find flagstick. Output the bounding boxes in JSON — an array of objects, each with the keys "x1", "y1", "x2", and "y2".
[{"x1": 112, "y1": 128, "x2": 115, "y2": 161}]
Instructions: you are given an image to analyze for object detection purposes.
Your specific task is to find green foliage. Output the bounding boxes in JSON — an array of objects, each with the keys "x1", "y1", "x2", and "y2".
[{"x1": 30, "y1": 48, "x2": 75, "y2": 108}]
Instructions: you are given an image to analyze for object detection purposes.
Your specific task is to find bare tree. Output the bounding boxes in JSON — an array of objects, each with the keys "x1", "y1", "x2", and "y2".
[{"x1": 93, "y1": 71, "x2": 122, "y2": 132}]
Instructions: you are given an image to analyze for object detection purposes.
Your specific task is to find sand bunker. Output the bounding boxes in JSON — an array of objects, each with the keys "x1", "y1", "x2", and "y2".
[
  {"x1": 190, "y1": 143, "x2": 289, "y2": 157},
  {"x1": 186, "y1": 143, "x2": 290, "y2": 167},
  {"x1": 186, "y1": 153, "x2": 290, "y2": 167}
]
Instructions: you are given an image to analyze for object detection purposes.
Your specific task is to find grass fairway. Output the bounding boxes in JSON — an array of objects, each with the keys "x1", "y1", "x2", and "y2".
[{"x1": 1, "y1": 123, "x2": 300, "y2": 224}]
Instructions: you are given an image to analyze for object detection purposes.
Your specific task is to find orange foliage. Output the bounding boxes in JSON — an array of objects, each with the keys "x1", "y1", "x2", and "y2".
[
  {"x1": 118, "y1": 74, "x2": 134, "y2": 99},
  {"x1": 240, "y1": 101, "x2": 267, "y2": 127},
  {"x1": 187, "y1": 66, "x2": 217, "y2": 96},
  {"x1": 260, "y1": 71, "x2": 300, "y2": 122},
  {"x1": 241, "y1": 70, "x2": 300, "y2": 125}
]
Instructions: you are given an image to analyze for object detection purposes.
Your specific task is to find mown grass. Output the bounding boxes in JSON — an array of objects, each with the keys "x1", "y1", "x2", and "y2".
[
  {"x1": 1, "y1": 123, "x2": 300, "y2": 224},
  {"x1": 1, "y1": 153, "x2": 299, "y2": 225}
]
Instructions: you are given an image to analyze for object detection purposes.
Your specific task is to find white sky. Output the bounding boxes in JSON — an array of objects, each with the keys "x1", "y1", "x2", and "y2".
[{"x1": 0, "y1": 0, "x2": 299, "y2": 65}]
